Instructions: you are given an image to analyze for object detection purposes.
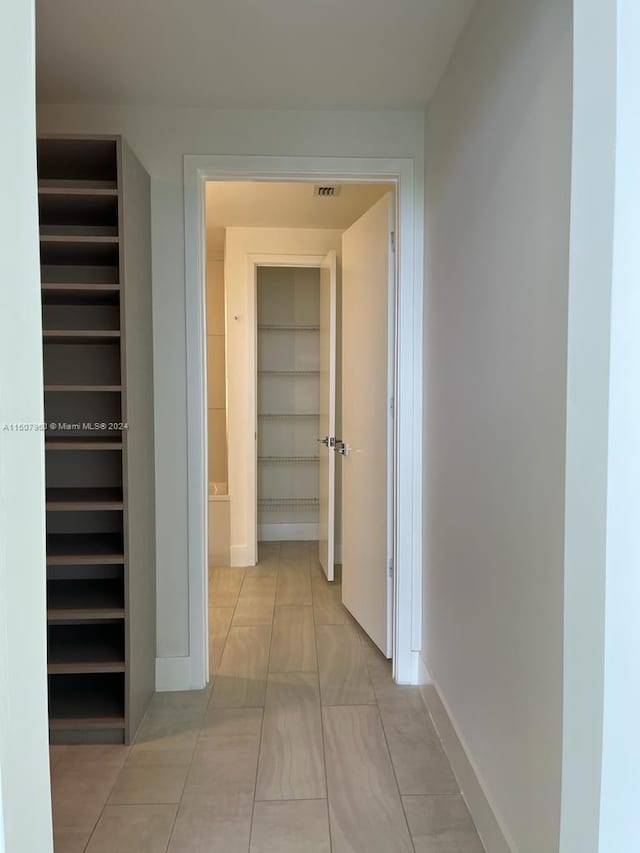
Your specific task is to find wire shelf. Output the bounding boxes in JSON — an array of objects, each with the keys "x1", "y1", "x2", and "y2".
[
  {"x1": 258, "y1": 456, "x2": 320, "y2": 465},
  {"x1": 258, "y1": 413, "x2": 320, "y2": 419},
  {"x1": 258, "y1": 498, "x2": 320, "y2": 512},
  {"x1": 258, "y1": 370, "x2": 320, "y2": 376},
  {"x1": 258, "y1": 324, "x2": 320, "y2": 332}
]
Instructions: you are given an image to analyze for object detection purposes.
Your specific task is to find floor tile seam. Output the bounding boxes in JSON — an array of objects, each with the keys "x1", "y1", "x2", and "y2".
[
  {"x1": 208, "y1": 562, "x2": 271, "y2": 710},
  {"x1": 312, "y1": 603, "x2": 334, "y2": 853},
  {"x1": 254, "y1": 796, "x2": 328, "y2": 803},
  {"x1": 373, "y1": 701, "x2": 418, "y2": 853},
  {"x1": 249, "y1": 554, "x2": 280, "y2": 853},
  {"x1": 71, "y1": 748, "x2": 142, "y2": 853}
]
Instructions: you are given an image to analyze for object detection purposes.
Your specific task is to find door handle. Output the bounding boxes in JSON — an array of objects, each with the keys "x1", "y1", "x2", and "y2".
[
  {"x1": 317, "y1": 436, "x2": 333, "y2": 448},
  {"x1": 334, "y1": 439, "x2": 348, "y2": 456}
]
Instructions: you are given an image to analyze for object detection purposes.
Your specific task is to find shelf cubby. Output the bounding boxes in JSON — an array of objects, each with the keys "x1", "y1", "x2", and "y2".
[
  {"x1": 48, "y1": 579, "x2": 125, "y2": 621},
  {"x1": 48, "y1": 673, "x2": 125, "y2": 743},
  {"x1": 39, "y1": 134, "x2": 155, "y2": 744},
  {"x1": 38, "y1": 192, "x2": 118, "y2": 236},
  {"x1": 46, "y1": 533, "x2": 125, "y2": 565},
  {"x1": 44, "y1": 342, "x2": 121, "y2": 387},
  {"x1": 48, "y1": 621, "x2": 125, "y2": 674},
  {"x1": 43, "y1": 303, "x2": 120, "y2": 332}
]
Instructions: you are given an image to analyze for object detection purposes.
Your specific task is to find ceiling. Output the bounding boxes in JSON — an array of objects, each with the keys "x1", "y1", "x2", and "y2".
[
  {"x1": 36, "y1": 0, "x2": 475, "y2": 109},
  {"x1": 206, "y1": 181, "x2": 393, "y2": 254}
]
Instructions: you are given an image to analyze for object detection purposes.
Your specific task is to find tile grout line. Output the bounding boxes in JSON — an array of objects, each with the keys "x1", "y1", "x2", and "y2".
[
  {"x1": 371, "y1": 674, "x2": 419, "y2": 853},
  {"x1": 247, "y1": 540, "x2": 280, "y2": 853},
  {"x1": 165, "y1": 561, "x2": 246, "y2": 852},
  {"x1": 311, "y1": 543, "x2": 334, "y2": 853}
]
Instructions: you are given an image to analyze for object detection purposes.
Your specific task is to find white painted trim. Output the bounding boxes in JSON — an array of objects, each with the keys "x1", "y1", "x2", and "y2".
[
  {"x1": 156, "y1": 656, "x2": 193, "y2": 692},
  {"x1": 259, "y1": 523, "x2": 319, "y2": 541},
  {"x1": 230, "y1": 544, "x2": 254, "y2": 567},
  {"x1": 184, "y1": 154, "x2": 422, "y2": 687},
  {"x1": 420, "y1": 665, "x2": 515, "y2": 853}
]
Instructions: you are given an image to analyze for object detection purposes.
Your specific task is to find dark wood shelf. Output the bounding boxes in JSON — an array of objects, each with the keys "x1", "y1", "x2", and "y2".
[
  {"x1": 44, "y1": 385, "x2": 122, "y2": 393},
  {"x1": 49, "y1": 716, "x2": 125, "y2": 731},
  {"x1": 43, "y1": 330, "x2": 121, "y2": 343},
  {"x1": 40, "y1": 233, "x2": 119, "y2": 244},
  {"x1": 46, "y1": 533, "x2": 125, "y2": 565},
  {"x1": 41, "y1": 284, "x2": 120, "y2": 308},
  {"x1": 46, "y1": 487, "x2": 124, "y2": 511},
  {"x1": 45, "y1": 436, "x2": 123, "y2": 450},
  {"x1": 42, "y1": 283, "x2": 120, "y2": 292},
  {"x1": 39, "y1": 179, "x2": 118, "y2": 195},
  {"x1": 48, "y1": 579, "x2": 124, "y2": 621}
]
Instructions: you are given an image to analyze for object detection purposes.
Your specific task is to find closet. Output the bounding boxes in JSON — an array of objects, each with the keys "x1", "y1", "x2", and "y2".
[
  {"x1": 38, "y1": 135, "x2": 155, "y2": 744},
  {"x1": 257, "y1": 267, "x2": 321, "y2": 541}
]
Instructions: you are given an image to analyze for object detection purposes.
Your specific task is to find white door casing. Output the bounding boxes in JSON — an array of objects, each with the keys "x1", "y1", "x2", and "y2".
[
  {"x1": 341, "y1": 193, "x2": 395, "y2": 656},
  {"x1": 318, "y1": 250, "x2": 337, "y2": 580},
  {"x1": 184, "y1": 155, "x2": 422, "y2": 688}
]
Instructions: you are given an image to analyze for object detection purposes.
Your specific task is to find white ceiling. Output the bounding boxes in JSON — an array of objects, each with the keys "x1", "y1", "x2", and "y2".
[
  {"x1": 36, "y1": 0, "x2": 475, "y2": 109},
  {"x1": 206, "y1": 181, "x2": 393, "y2": 253}
]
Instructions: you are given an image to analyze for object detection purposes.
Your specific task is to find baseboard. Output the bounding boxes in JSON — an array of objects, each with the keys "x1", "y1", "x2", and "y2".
[
  {"x1": 258, "y1": 523, "x2": 319, "y2": 541},
  {"x1": 416, "y1": 651, "x2": 431, "y2": 685},
  {"x1": 155, "y1": 656, "x2": 193, "y2": 692},
  {"x1": 230, "y1": 544, "x2": 255, "y2": 567},
  {"x1": 419, "y1": 659, "x2": 515, "y2": 853}
]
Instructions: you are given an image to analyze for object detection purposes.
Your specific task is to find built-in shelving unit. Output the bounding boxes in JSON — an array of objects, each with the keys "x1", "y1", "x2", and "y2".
[
  {"x1": 38, "y1": 135, "x2": 156, "y2": 745},
  {"x1": 257, "y1": 267, "x2": 321, "y2": 541}
]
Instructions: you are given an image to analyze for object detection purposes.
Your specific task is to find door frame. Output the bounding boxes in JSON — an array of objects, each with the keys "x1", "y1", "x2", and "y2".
[{"x1": 184, "y1": 154, "x2": 422, "y2": 685}]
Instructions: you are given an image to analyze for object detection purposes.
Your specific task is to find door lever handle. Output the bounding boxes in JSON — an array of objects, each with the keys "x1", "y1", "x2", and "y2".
[
  {"x1": 317, "y1": 436, "x2": 332, "y2": 448},
  {"x1": 334, "y1": 439, "x2": 348, "y2": 456}
]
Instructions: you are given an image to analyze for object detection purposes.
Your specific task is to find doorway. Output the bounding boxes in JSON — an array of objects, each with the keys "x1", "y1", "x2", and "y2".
[
  {"x1": 206, "y1": 183, "x2": 396, "y2": 662},
  {"x1": 185, "y1": 156, "x2": 423, "y2": 685}
]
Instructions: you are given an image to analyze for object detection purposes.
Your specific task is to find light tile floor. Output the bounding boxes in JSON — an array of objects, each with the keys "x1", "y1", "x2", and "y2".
[{"x1": 50, "y1": 541, "x2": 484, "y2": 852}]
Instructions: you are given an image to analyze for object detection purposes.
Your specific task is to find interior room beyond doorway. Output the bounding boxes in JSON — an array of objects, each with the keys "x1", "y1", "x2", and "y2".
[{"x1": 204, "y1": 179, "x2": 396, "y2": 662}]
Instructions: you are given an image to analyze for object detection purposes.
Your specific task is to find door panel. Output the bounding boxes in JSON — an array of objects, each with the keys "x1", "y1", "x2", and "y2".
[
  {"x1": 318, "y1": 251, "x2": 337, "y2": 580},
  {"x1": 341, "y1": 193, "x2": 394, "y2": 656}
]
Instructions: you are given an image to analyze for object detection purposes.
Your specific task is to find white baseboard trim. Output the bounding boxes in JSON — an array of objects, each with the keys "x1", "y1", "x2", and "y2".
[
  {"x1": 230, "y1": 544, "x2": 254, "y2": 567},
  {"x1": 416, "y1": 651, "x2": 431, "y2": 685},
  {"x1": 258, "y1": 523, "x2": 319, "y2": 541},
  {"x1": 155, "y1": 656, "x2": 193, "y2": 692},
  {"x1": 419, "y1": 660, "x2": 514, "y2": 853}
]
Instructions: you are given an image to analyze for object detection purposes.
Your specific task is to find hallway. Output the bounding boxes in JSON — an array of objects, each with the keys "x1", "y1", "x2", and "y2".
[{"x1": 50, "y1": 542, "x2": 483, "y2": 852}]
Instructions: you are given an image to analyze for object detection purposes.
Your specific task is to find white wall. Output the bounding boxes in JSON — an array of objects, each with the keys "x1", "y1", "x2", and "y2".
[
  {"x1": 423, "y1": 2, "x2": 571, "y2": 851},
  {"x1": 597, "y1": 0, "x2": 640, "y2": 848},
  {"x1": 224, "y1": 227, "x2": 342, "y2": 564},
  {"x1": 0, "y1": 2, "x2": 53, "y2": 851},
  {"x1": 559, "y1": 0, "x2": 616, "y2": 848},
  {"x1": 35, "y1": 105, "x2": 424, "y2": 665}
]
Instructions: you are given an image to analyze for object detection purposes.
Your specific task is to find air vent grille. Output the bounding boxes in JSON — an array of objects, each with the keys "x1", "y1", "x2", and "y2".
[{"x1": 314, "y1": 185, "x2": 341, "y2": 198}]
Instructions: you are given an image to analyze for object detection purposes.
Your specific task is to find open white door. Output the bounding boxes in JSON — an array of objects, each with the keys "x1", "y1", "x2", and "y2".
[
  {"x1": 340, "y1": 193, "x2": 394, "y2": 656},
  {"x1": 318, "y1": 250, "x2": 337, "y2": 581}
]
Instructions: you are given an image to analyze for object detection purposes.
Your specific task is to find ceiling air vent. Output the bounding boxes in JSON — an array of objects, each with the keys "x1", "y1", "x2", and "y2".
[{"x1": 314, "y1": 184, "x2": 341, "y2": 198}]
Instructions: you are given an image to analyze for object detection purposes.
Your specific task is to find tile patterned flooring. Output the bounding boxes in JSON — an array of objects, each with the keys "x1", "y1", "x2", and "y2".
[{"x1": 50, "y1": 541, "x2": 484, "y2": 852}]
